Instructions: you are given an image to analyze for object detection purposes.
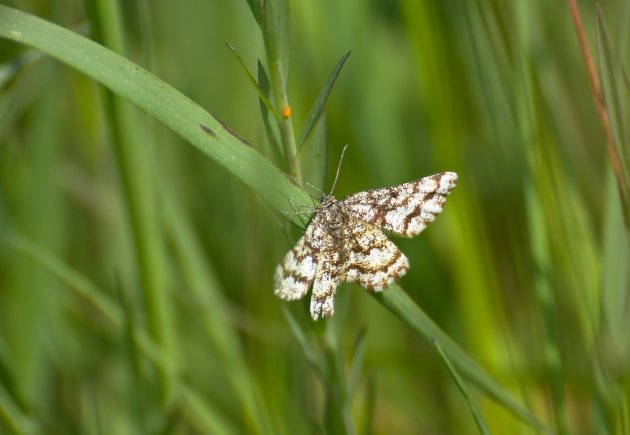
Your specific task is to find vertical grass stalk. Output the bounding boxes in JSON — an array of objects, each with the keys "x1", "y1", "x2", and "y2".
[
  {"x1": 262, "y1": 0, "x2": 302, "y2": 183},
  {"x1": 84, "y1": 0, "x2": 176, "y2": 403}
]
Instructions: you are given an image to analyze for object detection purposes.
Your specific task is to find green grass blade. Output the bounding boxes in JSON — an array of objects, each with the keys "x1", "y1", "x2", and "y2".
[
  {"x1": 297, "y1": 51, "x2": 350, "y2": 149},
  {"x1": 301, "y1": 112, "x2": 328, "y2": 193},
  {"x1": 596, "y1": 6, "x2": 630, "y2": 218},
  {"x1": 115, "y1": 274, "x2": 149, "y2": 434},
  {"x1": 374, "y1": 285, "x2": 550, "y2": 433},
  {"x1": 432, "y1": 338, "x2": 490, "y2": 435},
  {"x1": 0, "y1": 53, "x2": 45, "y2": 151},
  {"x1": 321, "y1": 332, "x2": 353, "y2": 435},
  {"x1": 258, "y1": 60, "x2": 283, "y2": 162},
  {"x1": 244, "y1": 0, "x2": 262, "y2": 24},
  {"x1": 261, "y1": 0, "x2": 301, "y2": 182},
  {"x1": 363, "y1": 372, "x2": 377, "y2": 435},
  {"x1": 226, "y1": 42, "x2": 279, "y2": 120},
  {"x1": 602, "y1": 169, "x2": 630, "y2": 353},
  {"x1": 0, "y1": 337, "x2": 33, "y2": 434},
  {"x1": 85, "y1": 0, "x2": 176, "y2": 403},
  {"x1": 6, "y1": 232, "x2": 176, "y2": 423},
  {"x1": 180, "y1": 386, "x2": 239, "y2": 435},
  {"x1": 5, "y1": 232, "x2": 171, "y2": 373},
  {"x1": 281, "y1": 306, "x2": 323, "y2": 380},
  {"x1": 348, "y1": 328, "x2": 367, "y2": 398},
  {"x1": 523, "y1": 181, "x2": 570, "y2": 435},
  {"x1": 162, "y1": 191, "x2": 268, "y2": 435},
  {"x1": 0, "y1": 48, "x2": 40, "y2": 86},
  {"x1": 262, "y1": 0, "x2": 289, "y2": 80},
  {"x1": 4, "y1": 232, "x2": 123, "y2": 327},
  {"x1": 4, "y1": 232, "x2": 241, "y2": 432},
  {"x1": 0, "y1": 5, "x2": 312, "y2": 227},
  {"x1": 0, "y1": 339, "x2": 26, "y2": 416},
  {"x1": 284, "y1": 305, "x2": 357, "y2": 435},
  {"x1": 0, "y1": 383, "x2": 36, "y2": 435}
]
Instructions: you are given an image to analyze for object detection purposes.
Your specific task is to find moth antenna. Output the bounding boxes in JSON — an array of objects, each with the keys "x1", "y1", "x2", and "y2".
[
  {"x1": 285, "y1": 172, "x2": 326, "y2": 197},
  {"x1": 329, "y1": 144, "x2": 349, "y2": 196},
  {"x1": 282, "y1": 197, "x2": 318, "y2": 216},
  {"x1": 302, "y1": 180, "x2": 325, "y2": 197}
]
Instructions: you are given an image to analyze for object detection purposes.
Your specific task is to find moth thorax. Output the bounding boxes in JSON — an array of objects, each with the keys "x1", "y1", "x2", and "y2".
[
  {"x1": 321, "y1": 202, "x2": 346, "y2": 231},
  {"x1": 319, "y1": 195, "x2": 337, "y2": 207}
]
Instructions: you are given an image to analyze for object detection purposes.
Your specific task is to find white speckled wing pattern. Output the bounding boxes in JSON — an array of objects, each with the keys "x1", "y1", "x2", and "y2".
[
  {"x1": 310, "y1": 244, "x2": 344, "y2": 320},
  {"x1": 341, "y1": 172, "x2": 458, "y2": 238},
  {"x1": 274, "y1": 172, "x2": 457, "y2": 320},
  {"x1": 273, "y1": 229, "x2": 318, "y2": 301},
  {"x1": 345, "y1": 220, "x2": 410, "y2": 291}
]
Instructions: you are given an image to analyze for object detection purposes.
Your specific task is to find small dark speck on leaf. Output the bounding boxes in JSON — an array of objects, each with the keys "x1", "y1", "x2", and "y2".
[
  {"x1": 200, "y1": 123, "x2": 216, "y2": 137},
  {"x1": 210, "y1": 114, "x2": 251, "y2": 146}
]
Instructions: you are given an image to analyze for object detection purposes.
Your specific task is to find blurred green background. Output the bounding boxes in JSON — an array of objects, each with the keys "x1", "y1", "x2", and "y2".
[{"x1": 1, "y1": 0, "x2": 629, "y2": 434}]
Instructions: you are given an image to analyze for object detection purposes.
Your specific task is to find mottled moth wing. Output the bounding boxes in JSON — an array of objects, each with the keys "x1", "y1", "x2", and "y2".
[
  {"x1": 341, "y1": 172, "x2": 458, "y2": 238},
  {"x1": 345, "y1": 220, "x2": 410, "y2": 291},
  {"x1": 310, "y1": 242, "x2": 345, "y2": 320},
  {"x1": 273, "y1": 229, "x2": 318, "y2": 301}
]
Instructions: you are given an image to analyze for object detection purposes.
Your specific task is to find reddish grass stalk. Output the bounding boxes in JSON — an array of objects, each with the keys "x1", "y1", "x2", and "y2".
[{"x1": 567, "y1": 0, "x2": 628, "y2": 221}]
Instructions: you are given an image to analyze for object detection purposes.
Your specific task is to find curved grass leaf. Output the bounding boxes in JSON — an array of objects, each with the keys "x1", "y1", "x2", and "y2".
[
  {"x1": 3, "y1": 232, "x2": 238, "y2": 434},
  {"x1": 84, "y1": 0, "x2": 176, "y2": 405},
  {"x1": 244, "y1": 0, "x2": 262, "y2": 25},
  {"x1": 0, "y1": 336, "x2": 32, "y2": 434},
  {"x1": 162, "y1": 191, "x2": 267, "y2": 435},
  {"x1": 0, "y1": 383, "x2": 36, "y2": 435},
  {"x1": 180, "y1": 386, "x2": 239, "y2": 435},
  {"x1": 432, "y1": 338, "x2": 490, "y2": 435},
  {"x1": 226, "y1": 42, "x2": 279, "y2": 120},
  {"x1": 347, "y1": 328, "x2": 367, "y2": 398},
  {"x1": 5, "y1": 233, "x2": 122, "y2": 326},
  {"x1": 301, "y1": 112, "x2": 328, "y2": 196},
  {"x1": 0, "y1": 48, "x2": 40, "y2": 86},
  {"x1": 0, "y1": 5, "x2": 312, "y2": 228},
  {"x1": 298, "y1": 51, "x2": 351, "y2": 149},
  {"x1": 374, "y1": 286, "x2": 551, "y2": 433},
  {"x1": 281, "y1": 306, "x2": 323, "y2": 380}
]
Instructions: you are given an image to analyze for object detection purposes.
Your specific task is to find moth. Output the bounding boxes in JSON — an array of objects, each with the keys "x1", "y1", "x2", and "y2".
[{"x1": 274, "y1": 172, "x2": 458, "y2": 320}]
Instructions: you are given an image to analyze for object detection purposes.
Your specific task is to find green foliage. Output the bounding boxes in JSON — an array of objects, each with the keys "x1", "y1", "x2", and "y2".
[
  {"x1": 297, "y1": 51, "x2": 351, "y2": 150},
  {"x1": 1, "y1": 1, "x2": 629, "y2": 434},
  {"x1": 432, "y1": 338, "x2": 490, "y2": 435}
]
